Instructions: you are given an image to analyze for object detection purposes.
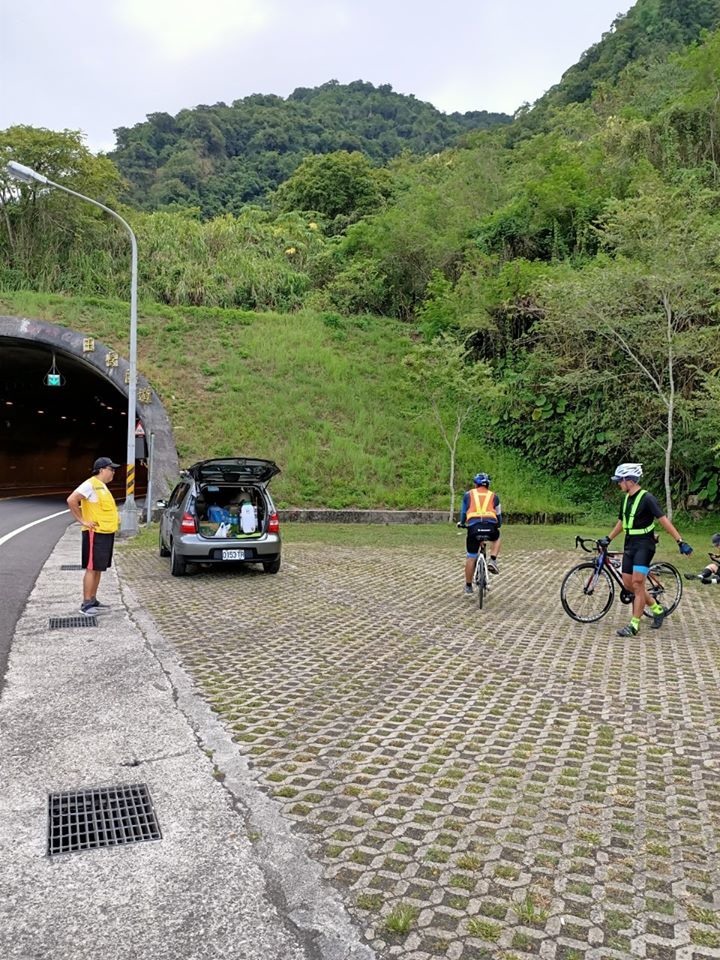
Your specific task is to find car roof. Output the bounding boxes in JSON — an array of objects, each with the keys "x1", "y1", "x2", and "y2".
[{"x1": 184, "y1": 457, "x2": 280, "y2": 484}]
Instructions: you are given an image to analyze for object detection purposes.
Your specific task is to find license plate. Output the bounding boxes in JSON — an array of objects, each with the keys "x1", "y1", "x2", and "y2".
[{"x1": 222, "y1": 549, "x2": 245, "y2": 560}]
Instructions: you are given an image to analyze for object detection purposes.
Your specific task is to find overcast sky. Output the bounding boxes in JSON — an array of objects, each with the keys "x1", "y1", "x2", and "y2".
[{"x1": 3, "y1": 0, "x2": 635, "y2": 154}]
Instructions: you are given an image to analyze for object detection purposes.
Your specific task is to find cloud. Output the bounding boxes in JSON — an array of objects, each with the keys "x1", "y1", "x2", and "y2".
[{"x1": 112, "y1": 0, "x2": 275, "y2": 60}]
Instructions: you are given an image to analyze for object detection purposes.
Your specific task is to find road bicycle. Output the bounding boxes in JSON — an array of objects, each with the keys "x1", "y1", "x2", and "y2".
[
  {"x1": 560, "y1": 536, "x2": 682, "y2": 623},
  {"x1": 458, "y1": 523, "x2": 493, "y2": 609}
]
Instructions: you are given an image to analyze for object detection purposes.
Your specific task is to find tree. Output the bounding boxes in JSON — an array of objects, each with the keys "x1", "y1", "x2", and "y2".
[
  {"x1": 538, "y1": 184, "x2": 720, "y2": 517},
  {"x1": 0, "y1": 126, "x2": 125, "y2": 288},
  {"x1": 273, "y1": 150, "x2": 391, "y2": 228},
  {"x1": 403, "y1": 334, "x2": 499, "y2": 520}
]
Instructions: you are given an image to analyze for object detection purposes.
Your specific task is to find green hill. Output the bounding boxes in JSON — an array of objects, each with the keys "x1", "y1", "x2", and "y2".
[
  {"x1": 109, "y1": 81, "x2": 510, "y2": 217},
  {"x1": 0, "y1": 289, "x2": 576, "y2": 516}
]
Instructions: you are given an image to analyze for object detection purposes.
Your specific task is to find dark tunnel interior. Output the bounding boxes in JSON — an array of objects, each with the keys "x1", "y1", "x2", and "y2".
[{"x1": 0, "y1": 339, "x2": 147, "y2": 498}]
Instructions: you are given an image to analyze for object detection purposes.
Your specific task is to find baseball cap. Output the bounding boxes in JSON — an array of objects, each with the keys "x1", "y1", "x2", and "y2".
[{"x1": 93, "y1": 457, "x2": 120, "y2": 471}]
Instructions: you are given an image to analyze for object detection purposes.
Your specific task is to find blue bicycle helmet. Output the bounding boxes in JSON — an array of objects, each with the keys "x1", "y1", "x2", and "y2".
[
  {"x1": 473, "y1": 473, "x2": 491, "y2": 487},
  {"x1": 712, "y1": 532, "x2": 720, "y2": 547}
]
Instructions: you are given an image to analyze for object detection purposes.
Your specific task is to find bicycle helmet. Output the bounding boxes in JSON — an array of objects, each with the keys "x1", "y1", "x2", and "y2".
[
  {"x1": 611, "y1": 462, "x2": 643, "y2": 482},
  {"x1": 473, "y1": 473, "x2": 491, "y2": 487},
  {"x1": 712, "y1": 532, "x2": 720, "y2": 547}
]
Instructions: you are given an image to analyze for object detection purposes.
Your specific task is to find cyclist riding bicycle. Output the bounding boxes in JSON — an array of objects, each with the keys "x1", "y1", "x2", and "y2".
[
  {"x1": 458, "y1": 472, "x2": 502, "y2": 595},
  {"x1": 684, "y1": 532, "x2": 720, "y2": 583},
  {"x1": 600, "y1": 462, "x2": 693, "y2": 637}
]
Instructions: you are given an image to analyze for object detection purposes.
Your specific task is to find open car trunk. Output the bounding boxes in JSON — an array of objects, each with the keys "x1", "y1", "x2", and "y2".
[{"x1": 194, "y1": 482, "x2": 267, "y2": 540}]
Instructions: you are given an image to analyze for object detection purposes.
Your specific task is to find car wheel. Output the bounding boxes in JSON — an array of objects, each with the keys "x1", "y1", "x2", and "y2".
[
  {"x1": 170, "y1": 542, "x2": 187, "y2": 577},
  {"x1": 262, "y1": 556, "x2": 281, "y2": 574},
  {"x1": 159, "y1": 528, "x2": 170, "y2": 557}
]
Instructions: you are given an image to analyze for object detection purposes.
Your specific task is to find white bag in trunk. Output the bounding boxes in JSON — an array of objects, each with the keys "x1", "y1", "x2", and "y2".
[{"x1": 240, "y1": 502, "x2": 257, "y2": 533}]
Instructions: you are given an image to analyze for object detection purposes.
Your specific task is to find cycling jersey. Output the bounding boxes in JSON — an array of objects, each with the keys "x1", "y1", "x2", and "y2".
[
  {"x1": 460, "y1": 489, "x2": 502, "y2": 526},
  {"x1": 618, "y1": 489, "x2": 664, "y2": 545}
]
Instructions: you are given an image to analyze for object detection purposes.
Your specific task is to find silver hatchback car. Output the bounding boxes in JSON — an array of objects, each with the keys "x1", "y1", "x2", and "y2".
[{"x1": 158, "y1": 457, "x2": 281, "y2": 576}]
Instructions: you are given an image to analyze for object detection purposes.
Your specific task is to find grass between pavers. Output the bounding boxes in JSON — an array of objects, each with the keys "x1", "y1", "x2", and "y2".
[{"x1": 117, "y1": 520, "x2": 720, "y2": 958}]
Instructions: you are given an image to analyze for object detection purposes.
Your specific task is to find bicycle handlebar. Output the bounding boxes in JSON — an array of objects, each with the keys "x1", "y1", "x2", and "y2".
[{"x1": 575, "y1": 536, "x2": 605, "y2": 553}]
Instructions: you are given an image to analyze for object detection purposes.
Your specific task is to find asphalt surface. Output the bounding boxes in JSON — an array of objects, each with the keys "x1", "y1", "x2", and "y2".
[{"x1": 0, "y1": 496, "x2": 72, "y2": 689}]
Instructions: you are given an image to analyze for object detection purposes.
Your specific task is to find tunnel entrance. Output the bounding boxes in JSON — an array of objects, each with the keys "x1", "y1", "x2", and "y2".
[{"x1": 0, "y1": 317, "x2": 178, "y2": 501}]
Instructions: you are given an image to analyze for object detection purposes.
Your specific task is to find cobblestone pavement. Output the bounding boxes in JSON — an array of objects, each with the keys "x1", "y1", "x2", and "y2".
[{"x1": 117, "y1": 540, "x2": 720, "y2": 960}]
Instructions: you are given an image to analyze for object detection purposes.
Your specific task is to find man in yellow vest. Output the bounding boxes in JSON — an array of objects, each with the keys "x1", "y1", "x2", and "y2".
[
  {"x1": 600, "y1": 462, "x2": 692, "y2": 637},
  {"x1": 458, "y1": 472, "x2": 502, "y2": 595},
  {"x1": 66, "y1": 457, "x2": 121, "y2": 616}
]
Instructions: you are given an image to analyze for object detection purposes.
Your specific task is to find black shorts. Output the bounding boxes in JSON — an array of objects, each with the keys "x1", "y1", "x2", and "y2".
[
  {"x1": 466, "y1": 522, "x2": 500, "y2": 557},
  {"x1": 82, "y1": 530, "x2": 115, "y2": 571},
  {"x1": 622, "y1": 537, "x2": 655, "y2": 575}
]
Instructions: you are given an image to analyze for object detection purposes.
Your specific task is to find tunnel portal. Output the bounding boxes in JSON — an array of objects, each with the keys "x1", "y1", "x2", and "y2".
[{"x1": 0, "y1": 317, "x2": 178, "y2": 501}]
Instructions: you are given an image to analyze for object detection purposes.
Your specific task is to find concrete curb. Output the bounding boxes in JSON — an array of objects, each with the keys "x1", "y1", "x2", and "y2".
[{"x1": 278, "y1": 508, "x2": 580, "y2": 524}]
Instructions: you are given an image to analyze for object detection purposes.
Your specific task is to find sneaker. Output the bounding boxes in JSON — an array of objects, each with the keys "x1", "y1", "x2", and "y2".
[
  {"x1": 616, "y1": 623, "x2": 638, "y2": 637},
  {"x1": 684, "y1": 573, "x2": 703, "y2": 581},
  {"x1": 88, "y1": 599, "x2": 111, "y2": 614},
  {"x1": 487, "y1": 559, "x2": 499, "y2": 575},
  {"x1": 650, "y1": 606, "x2": 666, "y2": 630},
  {"x1": 79, "y1": 602, "x2": 97, "y2": 617},
  {"x1": 464, "y1": 584, "x2": 473, "y2": 596}
]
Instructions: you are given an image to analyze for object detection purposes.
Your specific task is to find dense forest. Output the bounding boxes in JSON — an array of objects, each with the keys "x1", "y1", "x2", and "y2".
[
  {"x1": 109, "y1": 81, "x2": 510, "y2": 217},
  {"x1": 2, "y1": 0, "x2": 720, "y2": 512}
]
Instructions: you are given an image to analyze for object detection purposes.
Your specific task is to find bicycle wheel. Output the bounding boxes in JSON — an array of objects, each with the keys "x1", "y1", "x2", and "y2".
[
  {"x1": 474, "y1": 556, "x2": 487, "y2": 610},
  {"x1": 643, "y1": 562, "x2": 682, "y2": 618},
  {"x1": 560, "y1": 562, "x2": 615, "y2": 623}
]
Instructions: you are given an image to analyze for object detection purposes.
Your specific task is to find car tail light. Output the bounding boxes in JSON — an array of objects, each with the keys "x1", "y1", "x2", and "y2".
[
  {"x1": 180, "y1": 512, "x2": 197, "y2": 534},
  {"x1": 267, "y1": 512, "x2": 280, "y2": 534}
]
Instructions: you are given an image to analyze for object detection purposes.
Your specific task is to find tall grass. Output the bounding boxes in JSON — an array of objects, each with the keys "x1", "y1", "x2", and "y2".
[{"x1": 0, "y1": 289, "x2": 579, "y2": 512}]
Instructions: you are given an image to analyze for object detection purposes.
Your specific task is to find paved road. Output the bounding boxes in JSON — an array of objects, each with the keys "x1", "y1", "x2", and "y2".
[{"x1": 0, "y1": 497, "x2": 72, "y2": 687}]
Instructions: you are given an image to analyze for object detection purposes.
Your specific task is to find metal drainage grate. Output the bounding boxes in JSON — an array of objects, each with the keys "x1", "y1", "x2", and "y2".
[
  {"x1": 48, "y1": 783, "x2": 162, "y2": 855},
  {"x1": 48, "y1": 616, "x2": 97, "y2": 630},
  {"x1": 60, "y1": 564, "x2": 84, "y2": 571}
]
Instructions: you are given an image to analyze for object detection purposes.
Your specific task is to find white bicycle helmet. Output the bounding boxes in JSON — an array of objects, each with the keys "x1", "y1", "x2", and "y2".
[{"x1": 611, "y1": 462, "x2": 643, "y2": 482}]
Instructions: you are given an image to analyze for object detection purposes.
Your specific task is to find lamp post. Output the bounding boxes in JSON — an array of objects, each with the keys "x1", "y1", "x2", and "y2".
[{"x1": 5, "y1": 160, "x2": 139, "y2": 535}]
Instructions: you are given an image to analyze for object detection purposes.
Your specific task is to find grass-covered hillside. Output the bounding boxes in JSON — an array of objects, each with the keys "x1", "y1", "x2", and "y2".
[{"x1": 0, "y1": 289, "x2": 577, "y2": 516}]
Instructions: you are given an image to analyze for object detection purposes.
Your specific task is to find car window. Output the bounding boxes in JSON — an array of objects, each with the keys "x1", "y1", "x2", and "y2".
[{"x1": 167, "y1": 482, "x2": 189, "y2": 508}]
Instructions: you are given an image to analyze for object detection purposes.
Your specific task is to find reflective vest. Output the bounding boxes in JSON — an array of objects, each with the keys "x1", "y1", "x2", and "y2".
[
  {"x1": 80, "y1": 476, "x2": 120, "y2": 534},
  {"x1": 622, "y1": 489, "x2": 655, "y2": 536},
  {"x1": 466, "y1": 488, "x2": 498, "y2": 522}
]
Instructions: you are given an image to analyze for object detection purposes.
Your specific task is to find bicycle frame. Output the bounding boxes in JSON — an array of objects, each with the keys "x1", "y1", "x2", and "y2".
[
  {"x1": 576, "y1": 536, "x2": 627, "y2": 595},
  {"x1": 473, "y1": 539, "x2": 490, "y2": 608}
]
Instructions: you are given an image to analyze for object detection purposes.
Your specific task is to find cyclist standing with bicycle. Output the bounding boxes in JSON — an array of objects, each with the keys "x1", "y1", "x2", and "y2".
[
  {"x1": 458, "y1": 473, "x2": 502, "y2": 595},
  {"x1": 600, "y1": 463, "x2": 693, "y2": 637}
]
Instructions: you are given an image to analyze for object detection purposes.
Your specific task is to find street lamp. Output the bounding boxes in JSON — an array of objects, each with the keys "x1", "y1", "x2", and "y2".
[{"x1": 5, "y1": 160, "x2": 139, "y2": 535}]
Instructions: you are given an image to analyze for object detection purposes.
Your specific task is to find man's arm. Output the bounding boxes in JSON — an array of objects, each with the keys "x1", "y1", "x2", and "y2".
[
  {"x1": 605, "y1": 520, "x2": 623, "y2": 542},
  {"x1": 458, "y1": 491, "x2": 469, "y2": 525},
  {"x1": 66, "y1": 490, "x2": 96, "y2": 529},
  {"x1": 657, "y1": 514, "x2": 685, "y2": 543}
]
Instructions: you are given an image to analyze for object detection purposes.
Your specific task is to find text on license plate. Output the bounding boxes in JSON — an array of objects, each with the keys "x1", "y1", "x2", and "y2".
[{"x1": 222, "y1": 549, "x2": 245, "y2": 560}]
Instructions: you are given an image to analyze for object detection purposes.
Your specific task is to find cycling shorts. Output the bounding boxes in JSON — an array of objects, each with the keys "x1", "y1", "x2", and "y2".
[
  {"x1": 466, "y1": 521, "x2": 499, "y2": 558},
  {"x1": 622, "y1": 537, "x2": 655, "y2": 576}
]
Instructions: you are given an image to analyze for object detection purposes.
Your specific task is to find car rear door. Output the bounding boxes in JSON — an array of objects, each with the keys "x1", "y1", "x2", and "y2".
[{"x1": 163, "y1": 481, "x2": 191, "y2": 542}]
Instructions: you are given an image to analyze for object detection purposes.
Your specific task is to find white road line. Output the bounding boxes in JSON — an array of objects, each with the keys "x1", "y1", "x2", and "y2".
[{"x1": 0, "y1": 510, "x2": 70, "y2": 547}]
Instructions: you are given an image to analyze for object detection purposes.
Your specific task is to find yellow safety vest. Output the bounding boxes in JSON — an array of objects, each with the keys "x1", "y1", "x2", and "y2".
[
  {"x1": 467, "y1": 488, "x2": 498, "y2": 522},
  {"x1": 80, "y1": 476, "x2": 120, "y2": 534},
  {"x1": 622, "y1": 489, "x2": 655, "y2": 536}
]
